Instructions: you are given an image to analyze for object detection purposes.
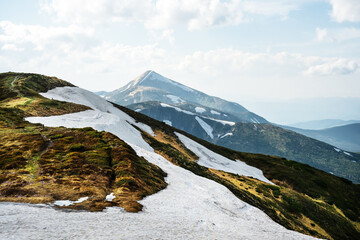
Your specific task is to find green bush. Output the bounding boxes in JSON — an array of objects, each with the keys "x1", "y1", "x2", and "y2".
[{"x1": 69, "y1": 144, "x2": 86, "y2": 152}]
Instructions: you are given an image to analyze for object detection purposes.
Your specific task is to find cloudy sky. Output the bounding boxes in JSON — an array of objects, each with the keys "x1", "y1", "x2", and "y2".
[{"x1": 1, "y1": 0, "x2": 359, "y2": 108}]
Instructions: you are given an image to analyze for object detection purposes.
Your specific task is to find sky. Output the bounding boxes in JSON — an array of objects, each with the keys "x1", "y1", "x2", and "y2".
[{"x1": 0, "y1": 0, "x2": 359, "y2": 123}]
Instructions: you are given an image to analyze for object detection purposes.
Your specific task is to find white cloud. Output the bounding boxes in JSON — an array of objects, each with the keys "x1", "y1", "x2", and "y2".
[
  {"x1": 316, "y1": 27, "x2": 360, "y2": 42},
  {"x1": 304, "y1": 59, "x2": 359, "y2": 75},
  {"x1": 40, "y1": 0, "x2": 305, "y2": 31},
  {"x1": 1, "y1": 43, "x2": 24, "y2": 51},
  {"x1": 242, "y1": 0, "x2": 299, "y2": 19},
  {"x1": 316, "y1": 28, "x2": 331, "y2": 42},
  {"x1": 329, "y1": 0, "x2": 360, "y2": 22},
  {"x1": 0, "y1": 21, "x2": 93, "y2": 50}
]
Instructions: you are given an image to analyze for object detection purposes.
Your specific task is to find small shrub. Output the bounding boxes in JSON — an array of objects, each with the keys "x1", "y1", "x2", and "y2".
[
  {"x1": 69, "y1": 144, "x2": 86, "y2": 152},
  {"x1": 51, "y1": 134, "x2": 64, "y2": 140}
]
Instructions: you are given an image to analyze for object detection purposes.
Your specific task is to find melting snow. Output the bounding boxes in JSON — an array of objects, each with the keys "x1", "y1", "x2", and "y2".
[
  {"x1": 105, "y1": 193, "x2": 115, "y2": 202},
  {"x1": 53, "y1": 197, "x2": 89, "y2": 206},
  {"x1": 166, "y1": 95, "x2": 185, "y2": 104},
  {"x1": 195, "y1": 107, "x2": 206, "y2": 113},
  {"x1": 220, "y1": 133, "x2": 233, "y2": 139},
  {"x1": 334, "y1": 148, "x2": 341, "y2": 152},
  {"x1": 160, "y1": 103, "x2": 195, "y2": 115},
  {"x1": 53, "y1": 200, "x2": 73, "y2": 207},
  {"x1": 195, "y1": 116, "x2": 214, "y2": 139},
  {"x1": 211, "y1": 110, "x2": 220, "y2": 115},
  {"x1": 176, "y1": 133, "x2": 273, "y2": 184},
  {"x1": 251, "y1": 118, "x2": 260, "y2": 124},
  {"x1": 344, "y1": 151, "x2": 353, "y2": 157},
  {"x1": 204, "y1": 117, "x2": 236, "y2": 126},
  {"x1": 163, "y1": 120, "x2": 172, "y2": 126}
]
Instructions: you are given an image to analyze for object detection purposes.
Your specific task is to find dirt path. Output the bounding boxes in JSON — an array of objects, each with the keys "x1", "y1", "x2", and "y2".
[
  {"x1": 32, "y1": 135, "x2": 53, "y2": 177},
  {"x1": 40, "y1": 135, "x2": 54, "y2": 157},
  {"x1": 10, "y1": 76, "x2": 21, "y2": 95}
]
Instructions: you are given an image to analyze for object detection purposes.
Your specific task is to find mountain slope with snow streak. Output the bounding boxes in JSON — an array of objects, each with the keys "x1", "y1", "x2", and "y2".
[
  {"x1": 128, "y1": 101, "x2": 360, "y2": 183},
  {"x1": 21, "y1": 86, "x2": 318, "y2": 239},
  {"x1": 176, "y1": 132, "x2": 273, "y2": 184}
]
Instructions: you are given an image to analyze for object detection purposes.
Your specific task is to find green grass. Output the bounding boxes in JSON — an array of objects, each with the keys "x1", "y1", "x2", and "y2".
[{"x1": 0, "y1": 72, "x2": 167, "y2": 212}]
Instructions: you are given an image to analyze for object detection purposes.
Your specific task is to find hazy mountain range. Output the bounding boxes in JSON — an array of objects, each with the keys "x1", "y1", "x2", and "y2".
[
  {"x1": 283, "y1": 123, "x2": 360, "y2": 153},
  {"x1": 98, "y1": 71, "x2": 360, "y2": 183},
  {"x1": 288, "y1": 119, "x2": 360, "y2": 130}
]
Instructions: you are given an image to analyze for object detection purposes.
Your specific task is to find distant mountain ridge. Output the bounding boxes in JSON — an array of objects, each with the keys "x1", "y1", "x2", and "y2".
[
  {"x1": 97, "y1": 70, "x2": 267, "y2": 124},
  {"x1": 128, "y1": 100, "x2": 360, "y2": 183},
  {"x1": 288, "y1": 119, "x2": 360, "y2": 130},
  {"x1": 283, "y1": 123, "x2": 360, "y2": 152}
]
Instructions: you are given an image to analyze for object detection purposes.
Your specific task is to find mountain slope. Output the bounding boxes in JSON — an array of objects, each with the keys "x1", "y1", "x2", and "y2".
[
  {"x1": 283, "y1": 123, "x2": 360, "y2": 152},
  {"x1": 1, "y1": 72, "x2": 360, "y2": 239},
  {"x1": 128, "y1": 101, "x2": 360, "y2": 183},
  {"x1": 98, "y1": 70, "x2": 268, "y2": 123}
]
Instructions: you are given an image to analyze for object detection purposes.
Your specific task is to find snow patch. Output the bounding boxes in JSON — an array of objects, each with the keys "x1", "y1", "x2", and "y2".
[
  {"x1": 135, "y1": 109, "x2": 142, "y2": 112},
  {"x1": 211, "y1": 110, "x2": 220, "y2": 115},
  {"x1": 220, "y1": 133, "x2": 233, "y2": 139},
  {"x1": 195, "y1": 107, "x2": 206, "y2": 113},
  {"x1": 105, "y1": 193, "x2": 116, "y2": 202},
  {"x1": 195, "y1": 117, "x2": 214, "y2": 139},
  {"x1": 166, "y1": 95, "x2": 185, "y2": 104},
  {"x1": 334, "y1": 147, "x2": 341, "y2": 152},
  {"x1": 176, "y1": 133, "x2": 273, "y2": 185},
  {"x1": 251, "y1": 118, "x2": 260, "y2": 124},
  {"x1": 160, "y1": 103, "x2": 195, "y2": 115},
  {"x1": 53, "y1": 197, "x2": 89, "y2": 206},
  {"x1": 204, "y1": 117, "x2": 235, "y2": 126},
  {"x1": 344, "y1": 151, "x2": 353, "y2": 157},
  {"x1": 163, "y1": 120, "x2": 172, "y2": 126}
]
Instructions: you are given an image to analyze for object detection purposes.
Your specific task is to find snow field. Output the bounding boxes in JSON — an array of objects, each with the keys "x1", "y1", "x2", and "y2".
[{"x1": 195, "y1": 106, "x2": 206, "y2": 113}]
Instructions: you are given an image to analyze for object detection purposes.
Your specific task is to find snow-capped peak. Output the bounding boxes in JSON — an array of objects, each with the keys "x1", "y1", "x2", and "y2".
[{"x1": 132, "y1": 70, "x2": 194, "y2": 92}]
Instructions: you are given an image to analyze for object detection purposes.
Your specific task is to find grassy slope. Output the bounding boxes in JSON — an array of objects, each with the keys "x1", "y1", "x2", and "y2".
[
  {"x1": 117, "y1": 104, "x2": 360, "y2": 240},
  {"x1": 222, "y1": 123, "x2": 360, "y2": 183},
  {"x1": 128, "y1": 101, "x2": 359, "y2": 183},
  {"x1": 0, "y1": 72, "x2": 167, "y2": 212}
]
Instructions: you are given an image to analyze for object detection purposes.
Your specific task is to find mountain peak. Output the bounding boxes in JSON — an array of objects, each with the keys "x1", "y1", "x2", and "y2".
[
  {"x1": 132, "y1": 70, "x2": 196, "y2": 93},
  {"x1": 133, "y1": 70, "x2": 154, "y2": 85},
  {"x1": 134, "y1": 70, "x2": 170, "y2": 86}
]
